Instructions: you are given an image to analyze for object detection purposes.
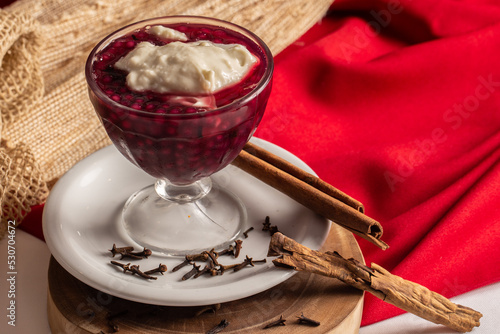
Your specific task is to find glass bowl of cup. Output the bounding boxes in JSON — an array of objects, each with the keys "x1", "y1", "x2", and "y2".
[{"x1": 85, "y1": 16, "x2": 273, "y2": 255}]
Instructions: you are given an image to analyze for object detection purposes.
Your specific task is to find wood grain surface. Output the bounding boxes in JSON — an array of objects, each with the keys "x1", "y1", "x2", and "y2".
[{"x1": 47, "y1": 223, "x2": 364, "y2": 333}]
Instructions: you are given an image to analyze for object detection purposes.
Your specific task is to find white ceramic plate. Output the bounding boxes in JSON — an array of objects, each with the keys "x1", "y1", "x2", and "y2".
[{"x1": 43, "y1": 137, "x2": 330, "y2": 306}]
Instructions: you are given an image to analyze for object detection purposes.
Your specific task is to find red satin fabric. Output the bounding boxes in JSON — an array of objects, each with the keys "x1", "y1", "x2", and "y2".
[
  {"x1": 255, "y1": 0, "x2": 500, "y2": 326},
  {"x1": 13, "y1": 0, "x2": 500, "y2": 327}
]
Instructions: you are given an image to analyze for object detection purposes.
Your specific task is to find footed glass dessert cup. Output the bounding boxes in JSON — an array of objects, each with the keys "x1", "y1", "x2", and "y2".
[{"x1": 85, "y1": 16, "x2": 273, "y2": 255}]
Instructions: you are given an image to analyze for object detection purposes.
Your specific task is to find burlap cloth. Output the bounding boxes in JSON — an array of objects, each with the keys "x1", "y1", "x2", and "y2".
[{"x1": 0, "y1": 0, "x2": 333, "y2": 237}]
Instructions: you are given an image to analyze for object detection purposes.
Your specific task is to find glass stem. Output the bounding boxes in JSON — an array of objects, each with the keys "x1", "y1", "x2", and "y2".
[{"x1": 155, "y1": 177, "x2": 212, "y2": 203}]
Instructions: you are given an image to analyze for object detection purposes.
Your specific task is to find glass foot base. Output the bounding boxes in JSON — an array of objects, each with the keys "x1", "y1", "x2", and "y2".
[{"x1": 122, "y1": 182, "x2": 247, "y2": 256}]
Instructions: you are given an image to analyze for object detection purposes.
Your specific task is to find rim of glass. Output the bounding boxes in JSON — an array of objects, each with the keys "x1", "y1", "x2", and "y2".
[{"x1": 85, "y1": 15, "x2": 274, "y2": 118}]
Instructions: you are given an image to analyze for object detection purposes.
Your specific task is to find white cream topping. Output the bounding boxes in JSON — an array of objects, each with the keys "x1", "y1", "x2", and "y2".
[
  {"x1": 147, "y1": 25, "x2": 188, "y2": 41},
  {"x1": 114, "y1": 40, "x2": 258, "y2": 96}
]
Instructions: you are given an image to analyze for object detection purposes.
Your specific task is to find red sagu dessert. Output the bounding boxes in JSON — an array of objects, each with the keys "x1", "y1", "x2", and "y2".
[{"x1": 87, "y1": 20, "x2": 272, "y2": 184}]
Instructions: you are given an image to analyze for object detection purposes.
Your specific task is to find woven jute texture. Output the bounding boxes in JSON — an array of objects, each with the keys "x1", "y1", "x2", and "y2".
[{"x1": 0, "y1": 0, "x2": 333, "y2": 237}]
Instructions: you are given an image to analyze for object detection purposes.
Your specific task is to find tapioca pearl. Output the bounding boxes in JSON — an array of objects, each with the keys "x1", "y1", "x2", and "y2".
[
  {"x1": 175, "y1": 158, "x2": 186, "y2": 167},
  {"x1": 114, "y1": 109, "x2": 129, "y2": 121},
  {"x1": 106, "y1": 112, "x2": 120, "y2": 124},
  {"x1": 175, "y1": 25, "x2": 188, "y2": 32},
  {"x1": 126, "y1": 40, "x2": 136, "y2": 48},
  {"x1": 214, "y1": 134, "x2": 225, "y2": 142},
  {"x1": 213, "y1": 141, "x2": 230, "y2": 152},
  {"x1": 111, "y1": 95, "x2": 121, "y2": 102},
  {"x1": 163, "y1": 121, "x2": 179, "y2": 137},
  {"x1": 94, "y1": 60, "x2": 108, "y2": 71},
  {"x1": 113, "y1": 40, "x2": 125, "y2": 48},
  {"x1": 158, "y1": 94, "x2": 171, "y2": 102},
  {"x1": 180, "y1": 126, "x2": 197, "y2": 137},
  {"x1": 205, "y1": 140, "x2": 216, "y2": 149},
  {"x1": 163, "y1": 160, "x2": 176, "y2": 169},
  {"x1": 123, "y1": 132, "x2": 137, "y2": 143},
  {"x1": 145, "y1": 124, "x2": 161, "y2": 137},
  {"x1": 142, "y1": 138, "x2": 154, "y2": 147},
  {"x1": 144, "y1": 148, "x2": 159, "y2": 164},
  {"x1": 168, "y1": 107, "x2": 181, "y2": 114},
  {"x1": 175, "y1": 142, "x2": 185, "y2": 151},
  {"x1": 101, "y1": 51, "x2": 115, "y2": 61},
  {"x1": 159, "y1": 160, "x2": 175, "y2": 173},
  {"x1": 206, "y1": 135, "x2": 226, "y2": 149},
  {"x1": 187, "y1": 155, "x2": 201, "y2": 164},
  {"x1": 130, "y1": 103, "x2": 142, "y2": 110},
  {"x1": 186, "y1": 145, "x2": 202, "y2": 155},
  {"x1": 160, "y1": 147, "x2": 173, "y2": 157},
  {"x1": 194, "y1": 32, "x2": 208, "y2": 40},
  {"x1": 101, "y1": 75, "x2": 113, "y2": 84},
  {"x1": 152, "y1": 114, "x2": 167, "y2": 125},
  {"x1": 135, "y1": 139, "x2": 146, "y2": 149},
  {"x1": 145, "y1": 103, "x2": 156, "y2": 111},
  {"x1": 219, "y1": 121, "x2": 234, "y2": 131},
  {"x1": 133, "y1": 31, "x2": 149, "y2": 39},
  {"x1": 120, "y1": 119, "x2": 133, "y2": 130},
  {"x1": 125, "y1": 114, "x2": 144, "y2": 131},
  {"x1": 161, "y1": 125, "x2": 175, "y2": 136},
  {"x1": 213, "y1": 29, "x2": 227, "y2": 38}
]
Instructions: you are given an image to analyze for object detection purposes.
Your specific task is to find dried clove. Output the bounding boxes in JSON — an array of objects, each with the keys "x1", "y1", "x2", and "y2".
[
  {"x1": 217, "y1": 244, "x2": 234, "y2": 257},
  {"x1": 296, "y1": 313, "x2": 320, "y2": 326},
  {"x1": 233, "y1": 255, "x2": 266, "y2": 272},
  {"x1": 193, "y1": 264, "x2": 211, "y2": 278},
  {"x1": 206, "y1": 319, "x2": 229, "y2": 334},
  {"x1": 129, "y1": 264, "x2": 157, "y2": 280},
  {"x1": 144, "y1": 263, "x2": 168, "y2": 276},
  {"x1": 182, "y1": 264, "x2": 201, "y2": 281},
  {"x1": 262, "y1": 216, "x2": 271, "y2": 231},
  {"x1": 243, "y1": 227, "x2": 254, "y2": 238},
  {"x1": 263, "y1": 315, "x2": 286, "y2": 328},
  {"x1": 268, "y1": 225, "x2": 280, "y2": 236},
  {"x1": 208, "y1": 260, "x2": 219, "y2": 276},
  {"x1": 186, "y1": 252, "x2": 210, "y2": 262},
  {"x1": 109, "y1": 244, "x2": 134, "y2": 258},
  {"x1": 110, "y1": 260, "x2": 131, "y2": 272},
  {"x1": 261, "y1": 216, "x2": 280, "y2": 236},
  {"x1": 218, "y1": 263, "x2": 239, "y2": 275},
  {"x1": 233, "y1": 260, "x2": 250, "y2": 272},
  {"x1": 125, "y1": 247, "x2": 152, "y2": 259},
  {"x1": 172, "y1": 258, "x2": 193, "y2": 272},
  {"x1": 110, "y1": 261, "x2": 157, "y2": 280},
  {"x1": 234, "y1": 240, "x2": 243, "y2": 258},
  {"x1": 205, "y1": 248, "x2": 219, "y2": 266}
]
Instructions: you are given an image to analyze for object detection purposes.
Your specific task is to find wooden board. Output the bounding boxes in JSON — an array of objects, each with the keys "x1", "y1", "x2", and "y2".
[{"x1": 47, "y1": 224, "x2": 364, "y2": 333}]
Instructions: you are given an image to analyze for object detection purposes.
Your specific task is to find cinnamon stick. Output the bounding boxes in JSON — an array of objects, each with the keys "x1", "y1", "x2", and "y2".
[
  {"x1": 243, "y1": 142, "x2": 365, "y2": 213},
  {"x1": 268, "y1": 233, "x2": 482, "y2": 333},
  {"x1": 232, "y1": 146, "x2": 388, "y2": 250}
]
